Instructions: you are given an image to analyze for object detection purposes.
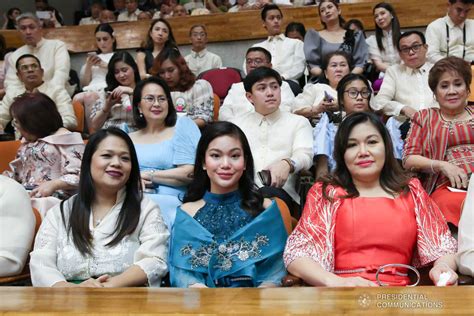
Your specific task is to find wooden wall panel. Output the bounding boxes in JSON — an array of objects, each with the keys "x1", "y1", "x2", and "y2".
[{"x1": 1, "y1": 0, "x2": 471, "y2": 53}]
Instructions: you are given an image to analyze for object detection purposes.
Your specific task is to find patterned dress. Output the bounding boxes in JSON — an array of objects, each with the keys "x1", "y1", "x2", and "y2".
[
  {"x1": 3, "y1": 131, "x2": 84, "y2": 217},
  {"x1": 90, "y1": 90, "x2": 136, "y2": 132},
  {"x1": 171, "y1": 79, "x2": 214, "y2": 123},
  {"x1": 404, "y1": 107, "x2": 474, "y2": 224}
]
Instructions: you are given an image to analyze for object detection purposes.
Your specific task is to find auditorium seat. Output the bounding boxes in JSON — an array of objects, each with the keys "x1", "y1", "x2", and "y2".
[
  {"x1": 0, "y1": 140, "x2": 21, "y2": 173},
  {"x1": 198, "y1": 68, "x2": 242, "y2": 103}
]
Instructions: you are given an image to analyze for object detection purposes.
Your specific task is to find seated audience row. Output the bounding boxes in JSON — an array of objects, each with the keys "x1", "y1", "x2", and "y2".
[
  {"x1": 1, "y1": 59, "x2": 473, "y2": 287},
  {"x1": 0, "y1": 0, "x2": 473, "y2": 289}
]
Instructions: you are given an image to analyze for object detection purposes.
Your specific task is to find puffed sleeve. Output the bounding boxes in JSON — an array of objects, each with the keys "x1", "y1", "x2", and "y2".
[
  {"x1": 30, "y1": 202, "x2": 68, "y2": 287},
  {"x1": 187, "y1": 80, "x2": 214, "y2": 123},
  {"x1": 304, "y1": 29, "x2": 322, "y2": 69},
  {"x1": 409, "y1": 179, "x2": 457, "y2": 268},
  {"x1": 283, "y1": 183, "x2": 340, "y2": 271},
  {"x1": 172, "y1": 117, "x2": 201, "y2": 166},
  {"x1": 58, "y1": 140, "x2": 85, "y2": 186},
  {"x1": 133, "y1": 197, "x2": 170, "y2": 287},
  {"x1": 352, "y1": 31, "x2": 369, "y2": 70}
]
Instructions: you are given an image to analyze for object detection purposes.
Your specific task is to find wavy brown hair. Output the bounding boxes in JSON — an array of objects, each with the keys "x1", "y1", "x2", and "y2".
[{"x1": 150, "y1": 46, "x2": 196, "y2": 92}]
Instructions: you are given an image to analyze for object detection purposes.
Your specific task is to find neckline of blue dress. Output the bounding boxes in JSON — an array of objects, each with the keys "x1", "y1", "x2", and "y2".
[{"x1": 203, "y1": 190, "x2": 241, "y2": 204}]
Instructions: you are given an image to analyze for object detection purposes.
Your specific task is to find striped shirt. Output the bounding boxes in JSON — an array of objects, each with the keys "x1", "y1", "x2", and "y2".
[{"x1": 403, "y1": 107, "x2": 474, "y2": 193}]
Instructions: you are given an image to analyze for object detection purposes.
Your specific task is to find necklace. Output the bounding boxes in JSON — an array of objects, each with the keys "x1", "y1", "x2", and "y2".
[
  {"x1": 440, "y1": 108, "x2": 469, "y2": 135},
  {"x1": 92, "y1": 206, "x2": 113, "y2": 227}
]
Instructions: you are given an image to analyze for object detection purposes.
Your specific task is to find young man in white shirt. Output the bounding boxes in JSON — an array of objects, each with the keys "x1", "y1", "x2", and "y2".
[
  {"x1": 219, "y1": 47, "x2": 296, "y2": 121},
  {"x1": 245, "y1": 4, "x2": 305, "y2": 82},
  {"x1": 372, "y1": 31, "x2": 439, "y2": 119},
  {"x1": 425, "y1": 0, "x2": 473, "y2": 63},
  {"x1": 184, "y1": 24, "x2": 223, "y2": 76},
  {"x1": 231, "y1": 67, "x2": 313, "y2": 216},
  {"x1": 4, "y1": 13, "x2": 70, "y2": 100}
]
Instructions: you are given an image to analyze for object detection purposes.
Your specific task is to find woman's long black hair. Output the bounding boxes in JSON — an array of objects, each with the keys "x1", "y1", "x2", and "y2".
[
  {"x1": 183, "y1": 121, "x2": 265, "y2": 216},
  {"x1": 61, "y1": 128, "x2": 143, "y2": 256},
  {"x1": 105, "y1": 51, "x2": 140, "y2": 91},
  {"x1": 321, "y1": 112, "x2": 410, "y2": 200},
  {"x1": 373, "y1": 2, "x2": 401, "y2": 53}
]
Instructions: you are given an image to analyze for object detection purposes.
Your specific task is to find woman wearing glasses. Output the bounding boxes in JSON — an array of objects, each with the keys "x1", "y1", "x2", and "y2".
[
  {"x1": 312, "y1": 73, "x2": 372, "y2": 179},
  {"x1": 284, "y1": 112, "x2": 458, "y2": 287},
  {"x1": 129, "y1": 77, "x2": 200, "y2": 229}
]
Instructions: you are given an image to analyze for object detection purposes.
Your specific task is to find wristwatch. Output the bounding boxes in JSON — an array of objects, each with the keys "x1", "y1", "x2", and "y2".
[{"x1": 282, "y1": 158, "x2": 296, "y2": 173}]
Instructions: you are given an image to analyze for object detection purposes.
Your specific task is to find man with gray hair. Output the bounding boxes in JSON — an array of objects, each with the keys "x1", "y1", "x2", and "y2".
[{"x1": 4, "y1": 13, "x2": 70, "y2": 98}]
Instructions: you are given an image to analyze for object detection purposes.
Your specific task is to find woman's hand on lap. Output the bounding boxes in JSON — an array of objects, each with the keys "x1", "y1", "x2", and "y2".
[{"x1": 438, "y1": 161, "x2": 468, "y2": 189}]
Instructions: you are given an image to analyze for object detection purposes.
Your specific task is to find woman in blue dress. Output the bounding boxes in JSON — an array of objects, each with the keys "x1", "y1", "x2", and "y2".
[
  {"x1": 129, "y1": 77, "x2": 200, "y2": 230},
  {"x1": 170, "y1": 122, "x2": 288, "y2": 288}
]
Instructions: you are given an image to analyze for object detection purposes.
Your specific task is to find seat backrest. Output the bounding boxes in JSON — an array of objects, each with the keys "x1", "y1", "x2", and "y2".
[
  {"x1": 274, "y1": 197, "x2": 293, "y2": 235},
  {"x1": 213, "y1": 94, "x2": 220, "y2": 121},
  {"x1": 0, "y1": 140, "x2": 21, "y2": 173},
  {"x1": 198, "y1": 67, "x2": 242, "y2": 100},
  {"x1": 72, "y1": 101, "x2": 85, "y2": 133}
]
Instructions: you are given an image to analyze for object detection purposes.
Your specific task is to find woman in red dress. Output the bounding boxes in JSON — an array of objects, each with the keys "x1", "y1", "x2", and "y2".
[
  {"x1": 284, "y1": 112, "x2": 457, "y2": 286},
  {"x1": 404, "y1": 56, "x2": 473, "y2": 226}
]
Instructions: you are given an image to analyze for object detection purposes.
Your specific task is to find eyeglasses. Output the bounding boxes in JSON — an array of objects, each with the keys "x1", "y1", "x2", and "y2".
[
  {"x1": 344, "y1": 88, "x2": 371, "y2": 99},
  {"x1": 18, "y1": 63, "x2": 40, "y2": 72},
  {"x1": 246, "y1": 58, "x2": 265, "y2": 66},
  {"x1": 11, "y1": 119, "x2": 19, "y2": 129},
  {"x1": 399, "y1": 43, "x2": 424, "y2": 55},
  {"x1": 142, "y1": 95, "x2": 168, "y2": 105}
]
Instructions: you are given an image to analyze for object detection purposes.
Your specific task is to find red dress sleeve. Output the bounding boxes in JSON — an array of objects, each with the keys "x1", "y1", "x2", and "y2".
[{"x1": 283, "y1": 183, "x2": 342, "y2": 271}]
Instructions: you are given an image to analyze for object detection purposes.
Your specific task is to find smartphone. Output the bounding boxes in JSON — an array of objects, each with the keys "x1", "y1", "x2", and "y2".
[
  {"x1": 36, "y1": 11, "x2": 52, "y2": 20},
  {"x1": 324, "y1": 91, "x2": 334, "y2": 103},
  {"x1": 87, "y1": 51, "x2": 97, "y2": 57},
  {"x1": 24, "y1": 184, "x2": 37, "y2": 191},
  {"x1": 257, "y1": 170, "x2": 272, "y2": 187}
]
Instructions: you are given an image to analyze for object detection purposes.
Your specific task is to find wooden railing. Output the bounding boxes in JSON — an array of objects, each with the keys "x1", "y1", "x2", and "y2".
[
  {"x1": 0, "y1": 0, "x2": 470, "y2": 54},
  {"x1": 1, "y1": 286, "x2": 474, "y2": 314}
]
